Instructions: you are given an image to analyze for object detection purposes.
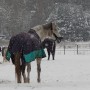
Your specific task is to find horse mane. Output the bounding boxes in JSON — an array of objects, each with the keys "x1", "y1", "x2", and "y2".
[
  {"x1": 43, "y1": 22, "x2": 52, "y2": 30},
  {"x1": 31, "y1": 22, "x2": 53, "y2": 31},
  {"x1": 28, "y1": 29, "x2": 41, "y2": 41}
]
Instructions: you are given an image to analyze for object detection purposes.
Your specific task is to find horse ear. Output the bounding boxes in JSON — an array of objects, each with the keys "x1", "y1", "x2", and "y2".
[{"x1": 51, "y1": 22, "x2": 57, "y2": 31}]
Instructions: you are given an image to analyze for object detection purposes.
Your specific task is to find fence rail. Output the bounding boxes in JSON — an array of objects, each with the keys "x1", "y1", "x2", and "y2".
[{"x1": 56, "y1": 44, "x2": 90, "y2": 55}]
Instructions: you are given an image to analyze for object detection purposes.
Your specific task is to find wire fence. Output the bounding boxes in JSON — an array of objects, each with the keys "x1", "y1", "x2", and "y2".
[{"x1": 56, "y1": 44, "x2": 90, "y2": 55}]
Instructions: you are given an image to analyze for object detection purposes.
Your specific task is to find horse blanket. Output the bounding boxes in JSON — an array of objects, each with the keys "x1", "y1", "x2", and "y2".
[{"x1": 6, "y1": 30, "x2": 46, "y2": 63}]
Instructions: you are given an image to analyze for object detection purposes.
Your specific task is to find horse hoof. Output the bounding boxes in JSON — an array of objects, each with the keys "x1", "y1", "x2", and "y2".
[
  {"x1": 37, "y1": 79, "x2": 41, "y2": 83},
  {"x1": 17, "y1": 81, "x2": 21, "y2": 83},
  {"x1": 24, "y1": 78, "x2": 30, "y2": 83}
]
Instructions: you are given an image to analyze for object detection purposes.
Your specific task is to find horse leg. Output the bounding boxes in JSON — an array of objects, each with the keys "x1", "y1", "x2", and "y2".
[
  {"x1": 21, "y1": 63, "x2": 31, "y2": 83},
  {"x1": 52, "y1": 52, "x2": 55, "y2": 60},
  {"x1": 52, "y1": 43, "x2": 56, "y2": 60},
  {"x1": 21, "y1": 63, "x2": 27, "y2": 83},
  {"x1": 15, "y1": 52, "x2": 22, "y2": 83},
  {"x1": 26, "y1": 63, "x2": 31, "y2": 83},
  {"x1": 51, "y1": 50, "x2": 55, "y2": 60},
  {"x1": 36, "y1": 58, "x2": 41, "y2": 83},
  {"x1": 47, "y1": 49, "x2": 50, "y2": 60},
  {"x1": 3, "y1": 56, "x2": 5, "y2": 62}
]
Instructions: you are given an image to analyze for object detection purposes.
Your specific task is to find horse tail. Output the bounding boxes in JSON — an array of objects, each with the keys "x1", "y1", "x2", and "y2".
[{"x1": 15, "y1": 52, "x2": 22, "y2": 83}]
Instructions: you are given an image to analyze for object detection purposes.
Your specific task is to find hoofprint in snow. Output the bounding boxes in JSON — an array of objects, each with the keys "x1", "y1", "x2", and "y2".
[{"x1": 0, "y1": 52, "x2": 90, "y2": 90}]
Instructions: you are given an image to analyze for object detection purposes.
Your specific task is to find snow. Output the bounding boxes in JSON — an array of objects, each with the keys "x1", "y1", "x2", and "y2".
[{"x1": 0, "y1": 52, "x2": 90, "y2": 90}]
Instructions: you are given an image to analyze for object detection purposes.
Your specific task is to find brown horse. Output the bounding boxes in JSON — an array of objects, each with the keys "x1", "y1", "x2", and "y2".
[{"x1": 6, "y1": 22, "x2": 61, "y2": 83}]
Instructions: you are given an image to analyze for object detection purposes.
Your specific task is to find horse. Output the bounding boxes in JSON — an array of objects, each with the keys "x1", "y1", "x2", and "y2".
[
  {"x1": 41, "y1": 38, "x2": 56, "y2": 60},
  {"x1": 6, "y1": 22, "x2": 61, "y2": 83},
  {"x1": 42, "y1": 37, "x2": 63, "y2": 60}
]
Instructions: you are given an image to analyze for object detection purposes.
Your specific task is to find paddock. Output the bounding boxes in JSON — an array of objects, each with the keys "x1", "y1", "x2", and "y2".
[{"x1": 0, "y1": 50, "x2": 90, "y2": 90}]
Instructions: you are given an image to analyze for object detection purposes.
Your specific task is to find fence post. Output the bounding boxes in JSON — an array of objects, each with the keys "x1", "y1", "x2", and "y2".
[
  {"x1": 77, "y1": 45, "x2": 78, "y2": 55},
  {"x1": 64, "y1": 45, "x2": 65, "y2": 55}
]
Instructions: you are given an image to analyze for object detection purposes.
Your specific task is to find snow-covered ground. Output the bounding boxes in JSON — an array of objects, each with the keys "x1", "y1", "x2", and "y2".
[{"x1": 0, "y1": 51, "x2": 90, "y2": 90}]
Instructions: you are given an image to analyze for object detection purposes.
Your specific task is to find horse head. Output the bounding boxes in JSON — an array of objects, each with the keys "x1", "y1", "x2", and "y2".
[
  {"x1": 31, "y1": 22, "x2": 61, "y2": 43},
  {"x1": 43, "y1": 22, "x2": 62, "y2": 43}
]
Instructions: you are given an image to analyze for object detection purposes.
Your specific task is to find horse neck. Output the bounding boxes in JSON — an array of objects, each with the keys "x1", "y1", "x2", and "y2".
[
  {"x1": 35, "y1": 30, "x2": 45, "y2": 41},
  {"x1": 32, "y1": 25, "x2": 48, "y2": 41}
]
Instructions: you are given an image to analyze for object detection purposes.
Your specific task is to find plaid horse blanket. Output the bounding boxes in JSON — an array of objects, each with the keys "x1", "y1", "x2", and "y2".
[{"x1": 6, "y1": 30, "x2": 46, "y2": 63}]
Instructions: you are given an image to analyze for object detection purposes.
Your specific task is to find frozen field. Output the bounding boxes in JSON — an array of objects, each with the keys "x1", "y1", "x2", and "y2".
[{"x1": 0, "y1": 51, "x2": 90, "y2": 90}]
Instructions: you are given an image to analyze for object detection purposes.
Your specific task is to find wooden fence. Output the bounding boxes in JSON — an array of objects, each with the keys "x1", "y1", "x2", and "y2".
[{"x1": 56, "y1": 44, "x2": 90, "y2": 55}]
